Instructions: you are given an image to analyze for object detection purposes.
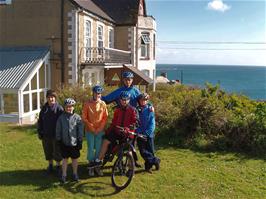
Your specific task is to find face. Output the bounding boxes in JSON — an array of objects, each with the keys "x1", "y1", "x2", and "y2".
[
  {"x1": 47, "y1": 95, "x2": 56, "y2": 105},
  {"x1": 139, "y1": 98, "x2": 148, "y2": 106},
  {"x1": 120, "y1": 98, "x2": 130, "y2": 107},
  {"x1": 123, "y1": 78, "x2": 133, "y2": 87},
  {"x1": 65, "y1": 105, "x2": 74, "y2": 113},
  {"x1": 93, "y1": 92, "x2": 101, "y2": 101}
]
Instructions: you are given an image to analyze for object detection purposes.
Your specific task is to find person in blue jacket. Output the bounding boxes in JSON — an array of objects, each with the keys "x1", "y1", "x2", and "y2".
[
  {"x1": 136, "y1": 93, "x2": 160, "y2": 173},
  {"x1": 101, "y1": 71, "x2": 141, "y2": 108}
]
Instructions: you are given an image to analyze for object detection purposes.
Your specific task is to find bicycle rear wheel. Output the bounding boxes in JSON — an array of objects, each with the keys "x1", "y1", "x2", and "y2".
[{"x1": 111, "y1": 152, "x2": 135, "y2": 190}]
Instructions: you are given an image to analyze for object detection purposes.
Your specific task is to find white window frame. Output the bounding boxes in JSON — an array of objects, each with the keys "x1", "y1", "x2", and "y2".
[
  {"x1": 84, "y1": 16, "x2": 93, "y2": 59},
  {"x1": 82, "y1": 68, "x2": 102, "y2": 86},
  {"x1": 140, "y1": 33, "x2": 150, "y2": 59},
  {"x1": 97, "y1": 23, "x2": 104, "y2": 48},
  {"x1": 108, "y1": 27, "x2": 114, "y2": 48}
]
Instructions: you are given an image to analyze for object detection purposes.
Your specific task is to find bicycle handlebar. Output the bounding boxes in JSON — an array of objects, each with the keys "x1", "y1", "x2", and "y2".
[{"x1": 116, "y1": 126, "x2": 147, "y2": 141}]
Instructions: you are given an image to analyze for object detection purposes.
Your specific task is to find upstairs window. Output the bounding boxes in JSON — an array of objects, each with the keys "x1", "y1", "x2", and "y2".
[
  {"x1": 97, "y1": 25, "x2": 104, "y2": 48},
  {"x1": 141, "y1": 33, "x2": 150, "y2": 59},
  {"x1": 108, "y1": 28, "x2": 114, "y2": 48},
  {"x1": 85, "y1": 20, "x2": 92, "y2": 58}
]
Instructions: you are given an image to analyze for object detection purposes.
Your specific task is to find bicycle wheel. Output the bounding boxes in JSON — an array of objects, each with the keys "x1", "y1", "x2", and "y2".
[{"x1": 111, "y1": 152, "x2": 135, "y2": 190}]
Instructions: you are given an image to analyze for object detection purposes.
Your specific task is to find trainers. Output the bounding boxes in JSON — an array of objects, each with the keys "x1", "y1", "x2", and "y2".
[
  {"x1": 73, "y1": 174, "x2": 79, "y2": 182},
  {"x1": 94, "y1": 167, "x2": 103, "y2": 176},
  {"x1": 60, "y1": 176, "x2": 67, "y2": 184},
  {"x1": 154, "y1": 158, "x2": 161, "y2": 171},
  {"x1": 88, "y1": 168, "x2": 94, "y2": 177},
  {"x1": 88, "y1": 160, "x2": 102, "y2": 168}
]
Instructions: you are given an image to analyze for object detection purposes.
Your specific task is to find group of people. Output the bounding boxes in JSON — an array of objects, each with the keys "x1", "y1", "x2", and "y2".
[{"x1": 37, "y1": 71, "x2": 160, "y2": 184}]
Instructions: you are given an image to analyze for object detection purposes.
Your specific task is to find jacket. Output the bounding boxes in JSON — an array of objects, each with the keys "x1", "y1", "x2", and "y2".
[
  {"x1": 102, "y1": 86, "x2": 141, "y2": 107},
  {"x1": 136, "y1": 104, "x2": 155, "y2": 138},
  {"x1": 56, "y1": 112, "x2": 83, "y2": 146},
  {"x1": 37, "y1": 102, "x2": 64, "y2": 138},
  {"x1": 82, "y1": 99, "x2": 108, "y2": 133},
  {"x1": 107, "y1": 105, "x2": 138, "y2": 134}
]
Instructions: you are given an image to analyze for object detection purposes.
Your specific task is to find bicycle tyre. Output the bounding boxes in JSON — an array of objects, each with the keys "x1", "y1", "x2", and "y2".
[{"x1": 111, "y1": 152, "x2": 135, "y2": 190}]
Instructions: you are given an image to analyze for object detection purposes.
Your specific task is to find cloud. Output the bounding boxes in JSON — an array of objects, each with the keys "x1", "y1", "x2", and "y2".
[{"x1": 207, "y1": 0, "x2": 231, "y2": 12}]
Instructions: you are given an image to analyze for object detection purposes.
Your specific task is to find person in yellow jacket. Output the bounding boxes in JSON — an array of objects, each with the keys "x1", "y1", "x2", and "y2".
[{"x1": 82, "y1": 85, "x2": 108, "y2": 176}]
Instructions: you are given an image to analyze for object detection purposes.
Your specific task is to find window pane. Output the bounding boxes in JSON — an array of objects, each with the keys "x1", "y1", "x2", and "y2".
[
  {"x1": 23, "y1": 94, "x2": 29, "y2": 113},
  {"x1": 40, "y1": 92, "x2": 45, "y2": 107},
  {"x1": 3, "y1": 94, "x2": 18, "y2": 114},
  {"x1": 39, "y1": 63, "x2": 45, "y2": 88},
  {"x1": 32, "y1": 92, "x2": 38, "y2": 111},
  {"x1": 31, "y1": 73, "x2": 37, "y2": 90},
  {"x1": 24, "y1": 83, "x2": 29, "y2": 92}
]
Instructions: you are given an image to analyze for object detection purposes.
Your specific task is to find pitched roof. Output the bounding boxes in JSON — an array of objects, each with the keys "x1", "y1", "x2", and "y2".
[
  {"x1": 0, "y1": 47, "x2": 49, "y2": 90},
  {"x1": 92, "y1": 0, "x2": 140, "y2": 25},
  {"x1": 123, "y1": 64, "x2": 153, "y2": 84},
  {"x1": 71, "y1": 0, "x2": 141, "y2": 25},
  {"x1": 71, "y1": 0, "x2": 115, "y2": 23}
]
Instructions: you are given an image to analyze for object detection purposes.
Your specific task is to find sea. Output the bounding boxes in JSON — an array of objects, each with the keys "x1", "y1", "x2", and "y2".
[{"x1": 156, "y1": 64, "x2": 266, "y2": 100}]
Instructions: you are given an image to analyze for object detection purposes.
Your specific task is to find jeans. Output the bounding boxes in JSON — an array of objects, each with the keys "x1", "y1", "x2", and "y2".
[
  {"x1": 137, "y1": 137, "x2": 158, "y2": 166},
  {"x1": 86, "y1": 131, "x2": 104, "y2": 162}
]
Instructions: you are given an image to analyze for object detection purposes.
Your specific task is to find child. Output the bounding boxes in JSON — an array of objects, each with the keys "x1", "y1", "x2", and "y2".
[
  {"x1": 56, "y1": 98, "x2": 83, "y2": 183},
  {"x1": 136, "y1": 93, "x2": 160, "y2": 173},
  {"x1": 37, "y1": 89, "x2": 63, "y2": 175},
  {"x1": 90, "y1": 91, "x2": 138, "y2": 168},
  {"x1": 82, "y1": 85, "x2": 108, "y2": 176}
]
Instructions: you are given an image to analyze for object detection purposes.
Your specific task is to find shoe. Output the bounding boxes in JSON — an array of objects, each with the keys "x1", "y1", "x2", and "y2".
[
  {"x1": 46, "y1": 164, "x2": 53, "y2": 174},
  {"x1": 88, "y1": 160, "x2": 102, "y2": 168},
  {"x1": 87, "y1": 161, "x2": 94, "y2": 168},
  {"x1": 94, "y1": 167, "x2": 103, "y2": 176},
  {"x1": 88, "y1": 168, "x2": 94, "y2": 177},
  {"x1": 154, "y1": 158, "x2": 161, "y2": 171},
  {"x1": 60, "y1": 176, "x2": 67, "y2": 184},
  {"x1": 73, "y1": 174, "x2": 79, "y2": 182}
]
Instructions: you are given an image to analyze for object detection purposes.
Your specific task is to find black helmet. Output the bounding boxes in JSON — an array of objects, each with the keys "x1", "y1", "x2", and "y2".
[{"x1": 138, "y1": 93, "x2": 149, "y2": 101}]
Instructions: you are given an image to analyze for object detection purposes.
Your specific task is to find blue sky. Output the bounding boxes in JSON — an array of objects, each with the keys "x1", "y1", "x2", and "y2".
[{"x1": 146, "y1": 0, "x2": 266, "y2": 66}]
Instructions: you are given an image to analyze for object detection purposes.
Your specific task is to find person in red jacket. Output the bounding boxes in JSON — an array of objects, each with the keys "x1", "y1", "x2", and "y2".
[{"x1": 90, "y1": 91, "x2": 138, "y2": 167}]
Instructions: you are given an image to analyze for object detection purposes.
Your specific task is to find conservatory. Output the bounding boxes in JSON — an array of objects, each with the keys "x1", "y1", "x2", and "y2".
[{"x1": 0, "y1": 47, "x2": 51, "y2": 124}]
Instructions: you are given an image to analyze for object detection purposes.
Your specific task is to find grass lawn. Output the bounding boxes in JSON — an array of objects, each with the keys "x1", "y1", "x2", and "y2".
[{"x1": 0, "y1": 123, "x2": 265, "y2": 199}]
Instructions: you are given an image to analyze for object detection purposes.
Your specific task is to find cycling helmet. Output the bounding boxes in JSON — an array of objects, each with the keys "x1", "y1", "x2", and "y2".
[
  {"x1": 120, "y1": 91, "x2": 131, "y2": 100},
  {"x1": 92, "y1": 85, "x2": 104, "y2": 94},
  {"x1": 138, "y1": 93, "x2": 150, "y2": 101},
  {"x1": 64, "y1": 98, "x2": 76, "y2": 106},
  {"x1": 122, "y1": 71, "x2": 134, "y2": 78}
]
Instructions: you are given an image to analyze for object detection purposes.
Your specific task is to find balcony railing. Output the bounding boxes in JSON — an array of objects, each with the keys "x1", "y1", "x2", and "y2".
[{"x1": 80, "y1": 47, "x2": 131, "y2": 65}]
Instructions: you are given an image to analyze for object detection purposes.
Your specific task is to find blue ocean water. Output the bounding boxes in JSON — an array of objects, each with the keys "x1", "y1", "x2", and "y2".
[{"x1": 156, "y1": 64, "x2": 266, "y2": 100}]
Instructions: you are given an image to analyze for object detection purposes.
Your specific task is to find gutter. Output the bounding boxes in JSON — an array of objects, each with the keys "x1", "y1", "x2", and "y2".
[{"x1": 60, "y1": 0, "x2": 65, "y2": 85}]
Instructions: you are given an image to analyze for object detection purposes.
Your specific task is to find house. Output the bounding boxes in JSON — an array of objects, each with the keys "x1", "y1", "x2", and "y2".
[{"x1": 0, "y1": 0, "x2": 156, "y2": 124}]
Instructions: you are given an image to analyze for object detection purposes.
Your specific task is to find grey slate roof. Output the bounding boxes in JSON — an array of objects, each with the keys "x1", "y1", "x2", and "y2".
[
  {"x1": 72, "y1": 0, "x2": 140, "y2": 25},
  {"x1": 0, "y1": 47, "x2": 49, "y2": 90}
]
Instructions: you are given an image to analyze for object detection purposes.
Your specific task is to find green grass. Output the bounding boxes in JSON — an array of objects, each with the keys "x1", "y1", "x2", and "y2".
[{"x1": 0, "y1": 123, "x2": 265, "y2": 199}]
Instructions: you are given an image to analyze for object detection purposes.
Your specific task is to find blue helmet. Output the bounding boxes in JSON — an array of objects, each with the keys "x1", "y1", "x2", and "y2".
[
  {"x1": 64, "y1": 98, "x2": 76, "y2": 106},
  {"x1": 122, "y1": 71, "x2": 134, "y2": 79},
  {"x1": 120, "y1": 91, "x2": 131, "y2": 100},
  {"x1": 137, "y1": 93, "x2": 150, "y2": 101},
  {"x1": 92, "y1": 85, "x2": 104, "y2": 94}
]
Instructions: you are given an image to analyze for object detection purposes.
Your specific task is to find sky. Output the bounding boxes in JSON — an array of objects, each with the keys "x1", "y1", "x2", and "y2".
[{"x1": 146, "y1": 0, "x2": 266, "y2": 66}]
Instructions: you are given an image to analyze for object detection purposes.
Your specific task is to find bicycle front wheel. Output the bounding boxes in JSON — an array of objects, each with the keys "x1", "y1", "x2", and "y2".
[{"x1": 111, "y1": 152, "x2": 135, "y2": 190}]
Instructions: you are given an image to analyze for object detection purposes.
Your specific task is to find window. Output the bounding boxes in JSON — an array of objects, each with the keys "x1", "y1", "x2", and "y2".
[
  {"x1": 98, "y1": 25, "x2": 103, "y2": 48},
  {"x1": 141, "y1": 33, "x2": 150, "y2": 59},
  {"x1": 153, "y1": 34, "x2": 156, "y2": 60},
  {"x1": 142, "y1": 69, "x2": 150, "y2": 77},
  {"x1": 83, "y1": 71, "x2": 97, "y2": 86},
  {"x1": 3, "y1": 94, "x2": 18, "y2": 114},
  {"x1": 108, "y1": 28, "x2": 114, "y2": 48},
  {"x1": 85, "y1": 20, "x2": 92, "y2": 58}
]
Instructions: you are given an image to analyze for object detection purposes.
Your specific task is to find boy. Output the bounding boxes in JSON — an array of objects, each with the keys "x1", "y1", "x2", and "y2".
[
  {"x1": 56, "y1": 98, "x2": 83, "y2": 183},
  {"x1": 82, "y1": 85, "x2": 108, "y2": 176},
  {"x1": 37, "y1": 89, "x2": 63, "y2": 174},
  {"x1": 136, "y1": 93, "x2": 160, "y2": 173},
  {"x1": 90, "y1": 91, "x2": 138, "y2": 168}
]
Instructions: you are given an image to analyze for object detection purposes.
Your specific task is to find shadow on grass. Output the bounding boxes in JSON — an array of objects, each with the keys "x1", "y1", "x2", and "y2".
[{"x1": 155, "y1": 133, "x2": 266, "y2": 161}]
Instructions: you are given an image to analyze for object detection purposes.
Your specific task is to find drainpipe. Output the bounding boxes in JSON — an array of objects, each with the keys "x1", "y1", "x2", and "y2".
[
  {"x1": 60, "y1": 0, "x2": 65, "y2": 85},
  {"x1": 135, "y1": 17, "x2": 139, "y2": 69}
]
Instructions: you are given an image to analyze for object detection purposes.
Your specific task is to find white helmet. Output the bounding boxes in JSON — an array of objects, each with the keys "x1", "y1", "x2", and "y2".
[{"x1": 64, "y1": 98, "x2": 76, "y2": 106}]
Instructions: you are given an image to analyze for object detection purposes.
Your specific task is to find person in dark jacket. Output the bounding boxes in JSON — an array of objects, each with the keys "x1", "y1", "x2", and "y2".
[
  {"x1": 89, "y1": 91, "x2": 138, "y2": 168},
  {"x1": 37, "y1": 90, "x2": 63, "y2": 174},
  {"x1": 56, "y1": 98, "x2": 83, "y2": 184},
  {"x1": 136, "y1": 93, "x2": 160, "y2": 173}
]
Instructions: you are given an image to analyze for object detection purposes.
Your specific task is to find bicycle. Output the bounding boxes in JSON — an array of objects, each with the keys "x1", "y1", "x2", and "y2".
[{"x1": 102, "y1": 126, "x2": 147, "y2": 190}]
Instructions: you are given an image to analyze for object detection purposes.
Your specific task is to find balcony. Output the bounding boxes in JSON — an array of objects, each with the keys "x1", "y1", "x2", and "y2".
[{"x1": 79, "y1": 47, "x2": 131, "y2": 65}]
